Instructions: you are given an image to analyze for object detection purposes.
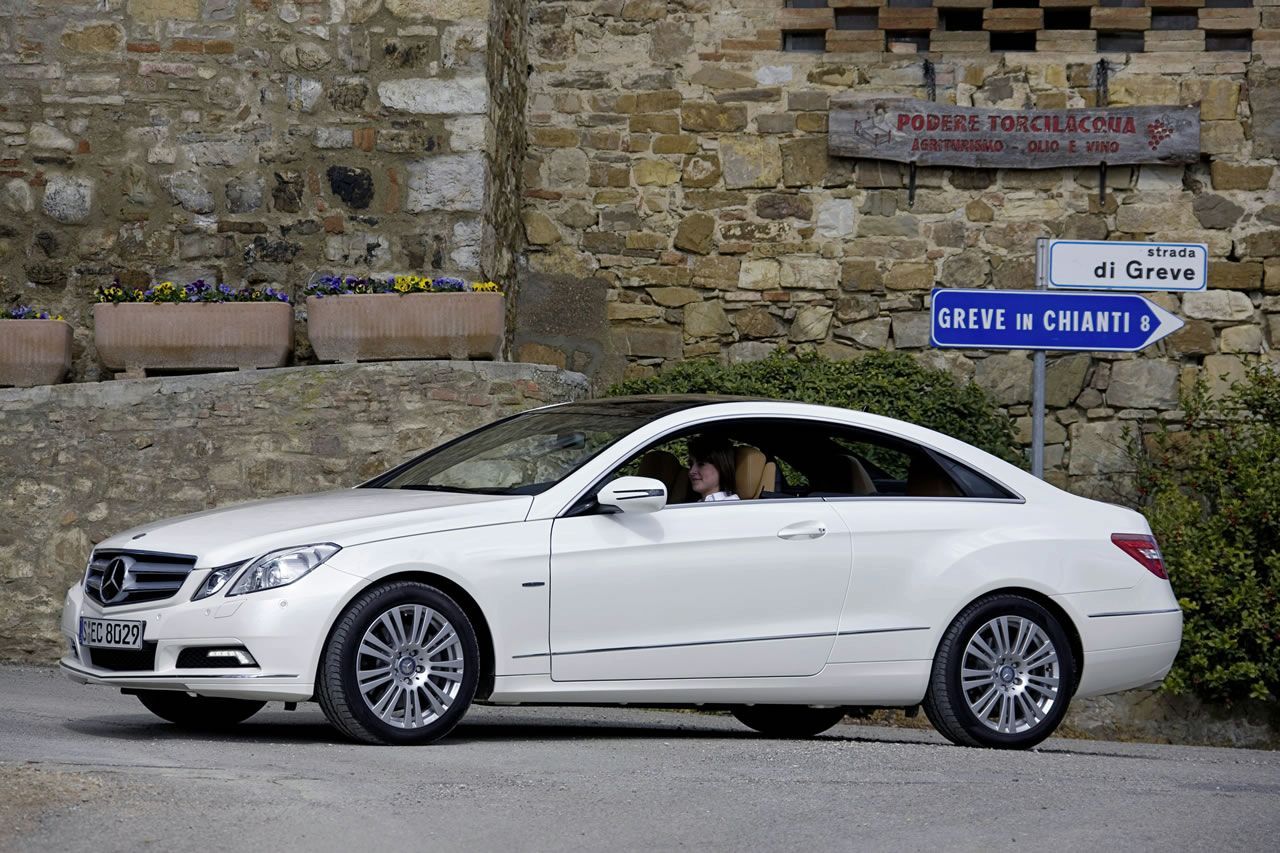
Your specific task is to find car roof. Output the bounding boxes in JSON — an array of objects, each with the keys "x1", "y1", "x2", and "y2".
[{"x1": 543, "y1": 394, "x2": 771, "y2": 418}]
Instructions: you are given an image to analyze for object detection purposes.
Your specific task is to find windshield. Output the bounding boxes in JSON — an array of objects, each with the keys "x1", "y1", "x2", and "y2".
[{"x1": 369, "y1": 409, "x2": 653, "y2": 495}]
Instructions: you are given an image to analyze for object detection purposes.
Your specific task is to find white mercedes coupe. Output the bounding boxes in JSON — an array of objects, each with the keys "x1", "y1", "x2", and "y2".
[{"x1": 60, "y1": 397, "x2": 1182, "y2": 749}]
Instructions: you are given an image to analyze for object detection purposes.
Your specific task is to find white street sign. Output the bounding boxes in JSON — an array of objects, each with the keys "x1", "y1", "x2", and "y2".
[{"x1": 1047, "y1": 239, "x2": 1207, "y2": 292}]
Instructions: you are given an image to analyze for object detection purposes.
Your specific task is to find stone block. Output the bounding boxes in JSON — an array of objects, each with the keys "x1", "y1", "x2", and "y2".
[
  {"x1": 378, "y1": 77, "x2": 488, "y2": 114},
  {"x1": 1068, "y1": 422, "x2": 1133, "y2": 477},
  {"x1": 779, "y1": 257, "x2": 839, "y2": 291},
  {"x1": 788, "y1": 306, "x2": 833, "y2": 343},
  {"x1": 60, "y1": 23, "x2": 123, "y2": 54},
  {"x1": 1107, "y1": 360, "x2": 1179, "y2": 409},
  {"x1": 611, "y1": 325, "x2": 682, "y2": 359},
  {"x1": 386, "y1": 0, "x2": 488, "y2": 20},
  {"x1": 680, "y1": 103, "x2": 747, "y2": 133},
  {"x1": 1193, "y1": 194, "x2": 1244, "y2": 230},
  {"x1": 884, "y1": 263, "x2": 934, "y2": 291},
  {"x1": 1209, "y1": 261, "x2": 1263, "y2": 292},
  {"x1": 728, "y1": 342, "x2": 777, "y2": 364},
  {"x1": 740, "y1": 259, "x2": 780, "y2": 291},
  {"x1": 1200, "y1": 121, "x2": 1246, "y2": 156},
  {"x1": 1183, "y1": 290, "x2": 1254, "y2": 321},
  {"x1": 1253, "y1": 69, "x2": 1280, "y2": 159},
  {"x1": 674, "y1": 213, "x2": 716, "y2": 255},
  {"x1": 1201, "y1": 354, "x2": 1248, "y2": 399},
  {"x1": 128, "y1": 0, "x2": 200, "y2": 23},
  {"x1": 975, "y1": 352, "x2": 1033, "y2": 406},
  {"x1": 1045, "y1": 354, "x2": 1090, "y2": 409},
  {"x1": 684, "y1": 301, "x2": 732, "y2": 338},
  {"x1": 1220, "y1": 325, "x2": 1264, "y2": 353},
  {"x1": 1243, "y1": 230, "x2": 1280, "y2": 259},
  {"x1": 780, "y1": 137, "x2": 827, "y2": 188},
  {"x1": 607, "y1": 302, "x2": 663, "y2": 322},
  {"x1": 523, "y1": 211, "x2": 561, "y2": 246},
  {"x1": 720, "y1": 137, "x2": 782, "y2": 190},
  {"x1": 406, "y1": 153, "x2": 485, "y2": 212},
  {"x1": 834, "y1": 317, "x2": 891, "y2": 349},
  {"x1": 1168, "y1": 320, "x2": 1216, "y2": 357},
  {"x1": 1182, "y1": 78, "x2": 1240, "y2": 122},
  {"x1": 841, "y1": 259, "x2": 883, "y2": 292},
  {"x1": 755, "y1": 194, "x2": 812, "y2": 221},
  {"x1": 815, "y1": 199, "x2": 855, "y2": 238},
  {"x1": 891, "y1": 313, "x2": 931, "y2": 349},
  {"x1": 681, "y1": 154, "x2": 721, "y2": 189},
  {"x1": 1209, "y1": 162, "x2": 1273, "y2": 191},
  {"x1": 41, "y1": 175, "x2": 93, "y2": 224},
  {"x1": 634, "y1": 159, "x2": 680, "y2": 186},
  {"x1": 733, "y1": 307, "x2": 779, "y2": 339}
]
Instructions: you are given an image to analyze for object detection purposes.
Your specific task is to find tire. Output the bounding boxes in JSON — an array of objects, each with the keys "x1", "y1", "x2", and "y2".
[
  {"x1": 136, "y1": 691, "x2": 265, "y2": 729},
  {"x1": 317, "y1": 581, "x2": 480, "y2": 745},
  {"x1": 732, "y1": 705, "x2": 847, "y2": 738},
  {"x1": 923, "y1": 594, "x2": 1077, "y2": 750}
]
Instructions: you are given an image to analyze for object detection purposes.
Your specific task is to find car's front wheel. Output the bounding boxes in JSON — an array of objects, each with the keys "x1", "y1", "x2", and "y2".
[
  {"x1": 923, "y1": 594, "x2": 1077, "y2": 749},
  {"x1": 317, "y1": 581, "x2": 480, "y2": 745},
  {"x1": 136, "y1": 691, "x2": 265, "y2": 729},
  {"x1": 731, "y1": 705, "x2": 847, "y2": 738}
]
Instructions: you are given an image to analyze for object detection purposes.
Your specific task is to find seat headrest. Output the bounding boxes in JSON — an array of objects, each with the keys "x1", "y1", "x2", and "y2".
[
  {"x1": 734, "y1": 445, "x2": 775, "y2": 500},
  {"x1": 637, "y1": 450, "x2": 691, "y2": 503},
  {"x1": 905, "y1": 455, "x2": 960, "y2": 498}
]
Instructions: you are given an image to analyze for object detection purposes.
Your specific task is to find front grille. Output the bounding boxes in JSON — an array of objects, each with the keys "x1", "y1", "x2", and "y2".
[
  {"x1": 88, "y1": 642, "x2": 158, "y2": 672},
  {"x1": 84, "y1": 549, "x2": 198, "y2": 607}
]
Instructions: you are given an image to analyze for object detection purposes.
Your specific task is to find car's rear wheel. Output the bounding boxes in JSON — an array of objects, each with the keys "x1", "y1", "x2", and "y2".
[
  {"x1": 731, "y1": 705, "x2": 847, "y2": 738},
  {"x1": 924, "y1": 594, "x2": 1076, "y2": 749},
  {"x1": 318, "y1": 581, "x2": 479, "y2": 745},
  {"x1": 136, "y1": 691, "x2": 265, "y2": 729}
]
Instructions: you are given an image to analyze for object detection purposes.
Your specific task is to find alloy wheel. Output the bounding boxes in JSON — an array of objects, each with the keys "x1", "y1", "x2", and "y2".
[
  {"x1": 960, "y1": 615, "x2": 1060, "y2": 735},
  {"x1": 355, "y1": 604, "x2": 465, "y2": 730}
]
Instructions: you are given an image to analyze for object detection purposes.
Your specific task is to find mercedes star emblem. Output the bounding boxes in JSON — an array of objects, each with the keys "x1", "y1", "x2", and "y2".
[{"x1": 100, "y1": 557, "x2": 130, "y2": 603}]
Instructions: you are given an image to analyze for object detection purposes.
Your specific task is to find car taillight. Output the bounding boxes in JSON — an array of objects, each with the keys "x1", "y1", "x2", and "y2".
[{"x1": 1112, "y1": 533, "x2": 1168, "y2": 579}]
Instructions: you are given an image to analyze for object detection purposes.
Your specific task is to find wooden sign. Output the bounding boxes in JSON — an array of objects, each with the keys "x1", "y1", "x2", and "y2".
[{"x1": 829, "y1": 97, "x2": 1200, "y2": 168}]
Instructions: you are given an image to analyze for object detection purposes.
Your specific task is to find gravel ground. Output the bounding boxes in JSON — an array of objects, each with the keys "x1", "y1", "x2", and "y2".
[{"x1": 3, "y1": 664, "x2": 1278, "y2": 852}]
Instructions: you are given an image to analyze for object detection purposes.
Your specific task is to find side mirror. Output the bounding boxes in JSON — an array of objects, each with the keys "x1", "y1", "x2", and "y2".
[{"x1": 596, "y1": 476, "x2": 667, "y2": 514}]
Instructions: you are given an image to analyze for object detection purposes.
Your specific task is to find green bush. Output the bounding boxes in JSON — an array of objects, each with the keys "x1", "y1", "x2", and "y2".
[
  {"x1": 606, "y1": 350, "x2": 1021, "y2": 465},
  {"x1": 1132, "y1": 367, "x2": 1280, "y2": 704}
]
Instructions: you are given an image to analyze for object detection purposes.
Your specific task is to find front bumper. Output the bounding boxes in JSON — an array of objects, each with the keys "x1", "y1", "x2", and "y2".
[{"x1": 60, "y1": 563, "x2": 365, "y2": 702}]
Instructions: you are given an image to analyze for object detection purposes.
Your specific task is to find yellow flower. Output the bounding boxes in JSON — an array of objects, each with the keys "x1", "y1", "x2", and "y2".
[{"x1": 470, "y1": 281, "x2": 501, "y2": 293}]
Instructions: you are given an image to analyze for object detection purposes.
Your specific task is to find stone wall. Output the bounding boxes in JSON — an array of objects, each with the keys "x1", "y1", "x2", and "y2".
[
  {"x1": 516, "y1": 0, "x2": 1279, "y2": 494},
  {"x1": 0, "y1": 0, "x2": 501, "y2": 379},
  {"x1": 0, "y1": 360, "x2": 588, "y2": 660}
]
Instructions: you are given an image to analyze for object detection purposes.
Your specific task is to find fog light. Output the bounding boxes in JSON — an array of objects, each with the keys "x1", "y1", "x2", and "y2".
[
  {"x1": 207, "y1": 649, "x2": 256, "y2": 665},
  {"x1": 176, "y1": 646, "x2": 258, "y2": 668}
]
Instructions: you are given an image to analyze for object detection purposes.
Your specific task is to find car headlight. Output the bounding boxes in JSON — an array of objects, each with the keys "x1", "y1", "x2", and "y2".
[
  {"x1": 192, "y1": 563, "x2": 244, "y2": 601},
  {"x1": 226, "y1": 544, "x2": 341, "y2": 597}
]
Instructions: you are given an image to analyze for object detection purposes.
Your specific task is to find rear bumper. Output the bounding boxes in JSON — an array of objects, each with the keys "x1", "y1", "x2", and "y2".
[{"x1": 1067, "y1": 604, "x2": 1183, "y2": 699}]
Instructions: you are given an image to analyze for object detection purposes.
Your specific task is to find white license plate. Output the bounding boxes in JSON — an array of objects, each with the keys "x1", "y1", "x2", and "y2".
[{"x1": 79, "y1": 617, "x2": 144, "y2": 649}]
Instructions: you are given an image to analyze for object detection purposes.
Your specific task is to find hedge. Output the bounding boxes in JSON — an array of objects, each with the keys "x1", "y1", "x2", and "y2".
[{"x1": 1132, "y1": 366, "x2": 1280, "y2": 704}]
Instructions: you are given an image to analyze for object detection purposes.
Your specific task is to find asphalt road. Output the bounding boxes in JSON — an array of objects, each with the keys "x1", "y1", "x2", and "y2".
[{"x1": 1, "y1": 665, "x2": 1277, "y2": 852}]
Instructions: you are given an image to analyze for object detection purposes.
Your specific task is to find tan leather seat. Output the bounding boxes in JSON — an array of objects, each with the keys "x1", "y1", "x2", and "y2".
[
  {"x1": 842, "y1": 454, "x2": 877, "y2": 496},
  {"x1": 637, "y1": 450, "x2": 692, "y2": 504},
  {"x1": 905, "y1": 455, "x2": 960, "y2": 498},
  {"x1": 734, "y1": 445, "x2": 776, "y2": 500}
]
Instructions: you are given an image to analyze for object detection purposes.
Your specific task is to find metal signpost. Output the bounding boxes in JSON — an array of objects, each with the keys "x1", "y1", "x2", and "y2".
[{"x1": 930, "y1": 237, "x2": 1206, "y2": 479}]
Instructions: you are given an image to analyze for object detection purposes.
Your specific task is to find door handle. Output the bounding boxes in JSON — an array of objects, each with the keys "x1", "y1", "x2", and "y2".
[{"x1": 777, "y1": 521, "x2": 827, "y2": 540}]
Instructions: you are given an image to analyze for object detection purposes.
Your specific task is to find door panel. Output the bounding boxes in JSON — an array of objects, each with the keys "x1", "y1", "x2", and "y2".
[{"x1": 549, "y1": 501, "x2": 852, "y2": 681}]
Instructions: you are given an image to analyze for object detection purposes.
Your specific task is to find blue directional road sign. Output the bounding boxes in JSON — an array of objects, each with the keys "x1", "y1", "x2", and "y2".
[{"x1": 930, "y1": 288, "x2": 1184, "y2": 353}]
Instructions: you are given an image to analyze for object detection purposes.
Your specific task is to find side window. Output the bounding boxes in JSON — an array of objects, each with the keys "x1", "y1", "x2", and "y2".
[{"x1": 824, "y1": 427, "x2": 1015, "y2": 500}]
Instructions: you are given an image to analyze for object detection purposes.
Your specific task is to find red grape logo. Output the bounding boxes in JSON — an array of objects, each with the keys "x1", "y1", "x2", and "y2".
[{"x1": 1146, "y1": 119, "x2": 1174, "y2": 151}]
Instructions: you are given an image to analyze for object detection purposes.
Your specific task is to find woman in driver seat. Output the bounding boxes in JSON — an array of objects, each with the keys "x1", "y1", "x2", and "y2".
[{"x1": 687, "y1": 435, "x2": 739, "y2": 502}]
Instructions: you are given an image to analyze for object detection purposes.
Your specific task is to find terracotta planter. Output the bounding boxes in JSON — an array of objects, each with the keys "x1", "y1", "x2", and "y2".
[
  {"x1": 94, "y1": 302, "x2": 294, "y2": 378},
  {"x1": 0, "y1": 319, "x2": 73, "y2": 387},
  {"x1": 307, "y1": 292, "x2": 504, "y2": 362}
]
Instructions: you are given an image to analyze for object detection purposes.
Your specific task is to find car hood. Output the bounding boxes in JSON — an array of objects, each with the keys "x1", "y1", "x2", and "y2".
[{"x1": 94, "y1": 488, "x2": 534, "y2": 567}]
